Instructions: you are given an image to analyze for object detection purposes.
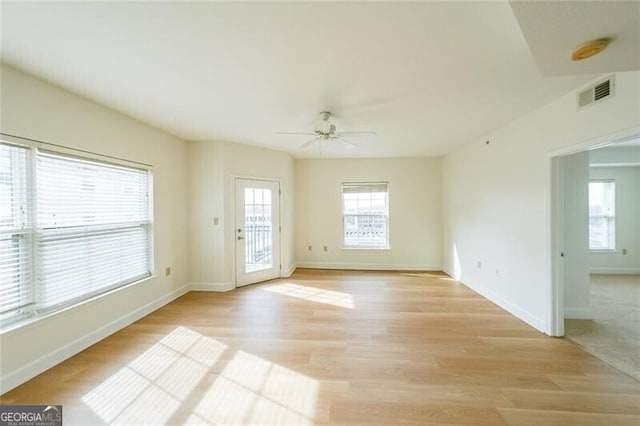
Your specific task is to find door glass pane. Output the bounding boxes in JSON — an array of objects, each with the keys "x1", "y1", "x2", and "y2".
[{"x1": 245, "y1": 188, "x2": 273, "y2": 273}]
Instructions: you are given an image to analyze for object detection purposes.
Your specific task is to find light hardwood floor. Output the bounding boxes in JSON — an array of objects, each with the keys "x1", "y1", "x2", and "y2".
[{"x1": 2, "y1": 269, "x2": 640, "y2": 425}]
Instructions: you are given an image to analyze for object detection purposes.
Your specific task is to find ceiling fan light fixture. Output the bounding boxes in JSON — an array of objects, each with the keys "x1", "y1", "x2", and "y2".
[{"x1": 571, "y1": 38, "x2": 609, "y2": 61}]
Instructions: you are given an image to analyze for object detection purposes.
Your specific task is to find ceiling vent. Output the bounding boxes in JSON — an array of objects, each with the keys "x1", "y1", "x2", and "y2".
[{"x1": 577, "y1": 76, "x2": 615, "y2": 110}]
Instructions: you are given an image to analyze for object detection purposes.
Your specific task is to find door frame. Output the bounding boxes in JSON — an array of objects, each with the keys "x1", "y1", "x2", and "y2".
[
  {"x1": 233, "y1": 175, "x2": 283, "y2": 287},
  {"x1": 547, "y1": 126, "x2": 640, "y2": 336}
]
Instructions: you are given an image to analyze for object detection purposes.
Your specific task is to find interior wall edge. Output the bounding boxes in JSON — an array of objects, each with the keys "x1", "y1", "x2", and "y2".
[
  {"x1": 283, "y1": 265, "x2": 297, "y2": 278},
  {"x1": 458, "y1": 278, "x2": 547, "y2": 334}
]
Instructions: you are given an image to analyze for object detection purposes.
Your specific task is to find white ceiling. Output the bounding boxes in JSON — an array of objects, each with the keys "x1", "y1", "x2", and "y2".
[
  {"x1": 510, "y1": 0, "x2": 640, "y2": 76},
  {"x1": 0, "y1": 1, "x2": 631, "y2": 159}
]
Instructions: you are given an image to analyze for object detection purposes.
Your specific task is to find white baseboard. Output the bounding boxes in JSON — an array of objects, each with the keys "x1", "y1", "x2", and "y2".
[
  {"x1": 295, "y1": 261, "x2": 442, "y2": 271},
  {"x1": 565, "y1": 307, "x2": 592, "y2": 320},
  {"x1": 459, "y1": 278, "x2": 547, "y2": 333},
  {"x1": 282, "y1": 264, "x2": 296, "y2": 278},
  {"x1": 590, "y1": 267, "x2": 640, "y2": 274},
  {"x1": 189, "y1": 282, "x2": 235, "y2": 292},
  {"x1": 0, "y1": 284, "x2": 190, "y2": 394},
  {"x1": 442, "y1": 267, "x2": 456, "y2": 279}
]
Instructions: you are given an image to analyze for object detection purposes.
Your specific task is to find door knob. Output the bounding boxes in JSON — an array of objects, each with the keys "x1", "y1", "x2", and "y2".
[{"x1": 237, "y1": 236, "x2": 244, "y2": 240}]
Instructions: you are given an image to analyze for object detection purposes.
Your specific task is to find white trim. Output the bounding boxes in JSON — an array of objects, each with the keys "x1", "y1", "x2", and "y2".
[
  {"x1": 590, "y1": 162, "x2": 640, "y2": 168},
  {"x1": 548, "y1": 126, "x2": 640, "y2": 158},
  {"x1": 548, "y1": 125, "x2": 640, "y2": 338},
  {"x1": 0, "y1": 284, "x2": 189, "y2": 394},
  {"x1": 282, "y1": 264, "x2": 296, "y2": 278},
  {"x1": 295, "y1": 262, "x2": 442, "y2": 271},
  {"x1": 590, "y1": 267, "x2": 640, "y2": 274},
  {"x1": 548, "y1": 156, "x2": 564, "y2": 337},
  {"x1": 189, "y1": 282, "x2": 235, "y2": 292},
  {"x1": 460, "y1": 278, "x2": 547, "y2": 333},
  {"x1": 565, "y1": 308, "x2": 592, "y2": 320}
]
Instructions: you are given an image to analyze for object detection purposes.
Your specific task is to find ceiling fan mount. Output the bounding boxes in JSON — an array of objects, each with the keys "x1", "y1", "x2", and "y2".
[{"x1": 314, "y1": 111, "x2": 337, "y2": 140}]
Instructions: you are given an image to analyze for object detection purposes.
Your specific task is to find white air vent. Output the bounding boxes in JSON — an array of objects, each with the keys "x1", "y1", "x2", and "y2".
[{"x1": 578, "y1": 76, "x2": 615, "y2": 110}]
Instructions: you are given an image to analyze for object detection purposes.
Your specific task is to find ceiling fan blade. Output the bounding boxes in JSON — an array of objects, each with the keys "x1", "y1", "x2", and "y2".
[
  {"x1": 301, "y1": 137, "x2": 319, "y2": 148},
  {"x1": 336, "y1": 131, "x2": 377, "y2": 137},
  {"x1": 275, "y1": 131, "x2": 316, "y2": 136},
  {"x1": 334, "y1": 137, "x2": 355, "y2": 149}
]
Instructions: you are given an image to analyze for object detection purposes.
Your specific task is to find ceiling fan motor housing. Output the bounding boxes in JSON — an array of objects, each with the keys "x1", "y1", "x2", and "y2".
[{"x1": 314, "y1": 119, "x2": 336, "y2": 138}]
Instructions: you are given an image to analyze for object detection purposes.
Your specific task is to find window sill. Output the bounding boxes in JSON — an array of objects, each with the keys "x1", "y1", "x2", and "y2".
[
  {"x1": 0, "y1": 274, "x2": 155, "y2": 336},
  {"x1": 590, "y1": 249, "x2": 617, "y2": 253}
]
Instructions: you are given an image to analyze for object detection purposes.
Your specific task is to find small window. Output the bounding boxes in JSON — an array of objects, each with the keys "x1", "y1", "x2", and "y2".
[
  {"x1": 342, "y1": 182, "x2": 389, "y2": 249},
  {"x1": 589, "y1": 180, "x2": 615, "y2": 250}
]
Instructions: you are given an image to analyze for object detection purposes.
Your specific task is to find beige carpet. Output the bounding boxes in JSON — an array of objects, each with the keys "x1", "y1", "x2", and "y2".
[{"x1": 566, "y1": 274, "x2": 640, "y2": 381}]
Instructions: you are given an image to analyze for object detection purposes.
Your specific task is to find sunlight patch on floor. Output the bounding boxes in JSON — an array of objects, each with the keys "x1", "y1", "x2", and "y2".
[
  {"x1": 191, "y1": 350, "x2": 318, "y2": 424},
  {"x1": 82, "y1": 326, "x2": 227, "y2": 424},
  {"x1": 82, "y1": 326, "x2": 319, "y2": 424},
  {"x1": 264, "y1": 282, "x2": 354, "y2": 308}
]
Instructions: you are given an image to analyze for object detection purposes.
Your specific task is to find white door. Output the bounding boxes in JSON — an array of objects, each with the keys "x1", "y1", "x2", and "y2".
[{"x1": 235, "y1": 178, "x2": 281, "y2": 287}]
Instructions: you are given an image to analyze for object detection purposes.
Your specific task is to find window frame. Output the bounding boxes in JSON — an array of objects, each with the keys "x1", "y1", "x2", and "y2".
[
  {"x1": 588, "y1": 179, "x2": 616, "y2": 251},
  {"x1": 0, "y1": 143, "x2": 34, "y2": 319},
  {"x1": 0, "y1": 134, "x2": 154, "y2": 330},
  {"x1": 341, "y1": 182, "x2": 390, "y2": 250}
]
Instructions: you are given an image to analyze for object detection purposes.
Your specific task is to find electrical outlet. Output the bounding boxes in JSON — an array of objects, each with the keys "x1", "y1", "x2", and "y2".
[
  {"x1": 213, "y1": 217, "x2": 219, "y2": 225},
  {"x1": 477, "y1": 261, "x2": 482, "y2": 269},
  {"x1": 165, "y1": 267, "x2": 171, "y2": 276},
  {"x1": 495, "y1": 269, "x2": 500, "y2": 277},
  {"x1": 308, "y1": 245, "x2": 312, "y2": 251},
  {"x1": 622, "y1": 248, "x2": 628, "y2": 255},
  {"x1": 324, "y1": 245, "x2": 328, "y2": 252}
]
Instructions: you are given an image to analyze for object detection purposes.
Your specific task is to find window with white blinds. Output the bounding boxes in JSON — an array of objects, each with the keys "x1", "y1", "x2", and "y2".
[
  {"x1": 342, "y1": 182, "x2": 389, "y2": 249},
  {"x1": 0, "y1": 143, "x2": 33, "y2": 320},
  {"x1": 589, "y1": 180, "x2": 616, "y2": 250},
  {"x1": 0, "y1": 140, "x2": 152, "y2": 327}
]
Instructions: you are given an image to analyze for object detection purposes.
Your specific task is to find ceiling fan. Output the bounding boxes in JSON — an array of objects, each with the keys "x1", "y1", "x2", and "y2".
[{"x1": 276, "y1": 111, "x2": 376, "y2": 151}]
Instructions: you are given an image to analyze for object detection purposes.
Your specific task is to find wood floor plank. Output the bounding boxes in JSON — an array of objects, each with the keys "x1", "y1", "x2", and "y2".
[
  {"x1": 499, "y1": 408, "x2": 640, "y2": 426},
  {"x1": 2, "y1": 269, "x2": 639, "y2": 425},
  {"x1": 503, "y1": 388, "x2": 640, "y2": 414},
  {"x1": 329, "y1": 401, "x2": 509, "y2": 425}
]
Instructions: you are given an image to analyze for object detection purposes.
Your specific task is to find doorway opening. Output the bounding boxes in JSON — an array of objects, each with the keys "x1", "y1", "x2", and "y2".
[{"x1": 551, "y1": 131, "x2": 640, "y2": 379}]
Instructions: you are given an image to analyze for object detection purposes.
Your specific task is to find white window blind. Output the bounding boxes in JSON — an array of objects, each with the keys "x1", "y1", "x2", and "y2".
[
  {"x1": 342, "y1": 182, "x2": 389, "y2": 249},
  {"x1": 0, "y1": 143, "x2": 33, "y2": 319},
  {"x1": 35, "y1": 151, "x2": 151, "y2": 312},
  {"x1": 589, "y1": 180, "x2": 616, "y2": 250},
  {"x1": 0, "y1": 138, "x2": 152, "y2": 328}
]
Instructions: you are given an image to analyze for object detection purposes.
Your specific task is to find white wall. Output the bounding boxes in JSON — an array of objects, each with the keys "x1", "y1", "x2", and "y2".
[
  {"x1": 443, "y1": 71, "x2": 640, "y2": 333},
  {"x1": 0, "y1": 64, "x2": 190, "y2": 392},
  {"x1": 589, "y1": 163, "x2": 640, "y2": 274},
  {"x1": 590, "y1": 144, "x2": 640, "y2": 165},
  {"x1": 188, "y1": 140, "x2": 295, "y2": 288},
  {"x1": 295, "y1": 158, "x2": 442, "y2": 270}
]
